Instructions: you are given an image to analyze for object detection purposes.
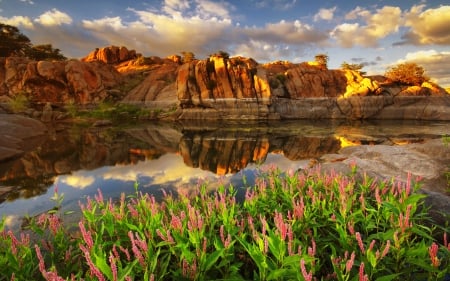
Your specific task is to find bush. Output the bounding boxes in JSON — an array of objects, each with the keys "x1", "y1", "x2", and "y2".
[{"x1": 385, "y1": 62, "x2": 429, "y2": 86}]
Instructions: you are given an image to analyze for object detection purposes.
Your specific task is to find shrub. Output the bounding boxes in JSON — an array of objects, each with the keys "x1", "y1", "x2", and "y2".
[
  {"x1": 385, "y1": 62, "x2": 429, "y2": 86},
  {"x1": 8, "y1": 92, "x2": 29, "y2": 113}
]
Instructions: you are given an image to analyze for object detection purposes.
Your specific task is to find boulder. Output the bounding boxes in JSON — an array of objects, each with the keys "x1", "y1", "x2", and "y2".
[
  {"x1": 0, "y1": 114, "x2": 47, "y2": 162},
  {"x1": 82, "y1": 46, "x2": 137, "y2": 64}
]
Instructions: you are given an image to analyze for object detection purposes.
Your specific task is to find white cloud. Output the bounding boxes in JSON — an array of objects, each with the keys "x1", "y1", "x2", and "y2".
[
  {"x1": 243, "y1": 20, "x2": 327, "y2": 45},
  {"x1": 331, "y1": 6, "x2": 401, "y2": 47},
  {"x1": 19, "y1": 0, "x2": 34, "y2": 4},
  {"x1": 401, "y1": 5, "x2": 450, "y2": 45},
  {"x1": 35, "y1": 9, "x2": 72, "y2": 26},
  {"x1": 60, "y1": 174, "x2": 95, "y2": 189},
  {"x1": 314, "y1": 6, "x2": 337, "y2": 22},
  {"x1": 0, "y1": 15, "x2": 34, "y2": 28},
  {"x1": 195, "y1": 0, "x2": 231, "y2": 18}
]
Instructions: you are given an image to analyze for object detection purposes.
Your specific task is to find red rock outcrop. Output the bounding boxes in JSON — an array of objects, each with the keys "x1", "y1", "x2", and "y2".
[
  {"x1": 121, "y1": 59, "x2": 179, "y2": 106},
  {"x1": 82, "y1": 46, "x2": 137, "y2": 64},
  {"x1": 0, "y1": 57, "x2": 123, "y2": 105}
]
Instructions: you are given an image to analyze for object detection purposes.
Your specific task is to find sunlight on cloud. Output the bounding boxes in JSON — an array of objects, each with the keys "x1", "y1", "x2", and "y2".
[
  {"x1": 0, "y1": 15, "x2": 34, "y2": 28},
  {"x1": 59, "y1": 174, "x2": 95, "y2": 190},
  {"x1": 35, "y1": 9, "x2": 72, "y2": 26},
  {"x1": 100, "y1": 153, "x2": 217, "y2": 186},
  {"x1": 403, "y1": 5, "x2": 450, "y2": 45},
  {"x1": 82, "y1": 17, "x2": 125, "y2": 31},
  {"x1": 313, "y1": 7, "x2": 336, "y2": 22},
  {"x1": 332, "y1": 6, "x2": 401, "y2": 48}
]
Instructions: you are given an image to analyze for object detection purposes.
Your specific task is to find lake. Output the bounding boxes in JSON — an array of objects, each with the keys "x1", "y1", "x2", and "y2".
[{"x1": 0, "y1": 119, "x2": 448, "y2": 231}]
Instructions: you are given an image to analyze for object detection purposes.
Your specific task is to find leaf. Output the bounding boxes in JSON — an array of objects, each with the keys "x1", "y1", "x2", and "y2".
[
  {"x1": 203, "y1": 249, "x2": 224, "y2": 271},
  {"x1": 375, "y1": 273, "x2": 401, "y2": 281},
  {"x1": 93, "y1": 252, "x2": 113, "y2": 280},
  {"x1": 118, "y1": 260, "x2": 138, "y2": 280}
]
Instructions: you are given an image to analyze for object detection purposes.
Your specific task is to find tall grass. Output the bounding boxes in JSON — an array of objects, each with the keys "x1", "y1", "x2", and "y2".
[{"x1": 1, "y1": 166, "x2": 449, "y2": 280}]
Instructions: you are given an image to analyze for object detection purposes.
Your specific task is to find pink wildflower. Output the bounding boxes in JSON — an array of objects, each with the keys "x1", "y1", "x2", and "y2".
[
  {"x1": 292, "y1": 197, "x2": 305, "y2": 220},
  {"x1": 127, "y1": 203, "x2": 139, "y2": 218},
  {"x1": 428, "y1": 242, "x2": 440, "y2": 268},
  {"x1": 300, "y1": 259, "x2": 313, "y2": 281},
  {"x1": 359, "y1": 262, "x2": 368, "y2": 281},
  {"x1": 79, "y1": 244, "x2": 106, "y2": 281},
  {"x1": 109, "y1": 253, "x2": 118, "y2": 281},
  {"x1": 95, "y1": 188, "x2": 104, "y2": 204},
  {"x1": 346, "y1": 251, "x2": 355, "y2": 273},
  {"x1": 355, "y1": 232, "x2": 365, "y2": 253},
  {"x1": 129, "y1": 231, "x2": 146, "y2": 267},
  {"x1": 381, "y1": 240, "x2": 390, "y2": 258},
  {"x1": 78, "y1": 221, "x2": 93, "y2": 249}
]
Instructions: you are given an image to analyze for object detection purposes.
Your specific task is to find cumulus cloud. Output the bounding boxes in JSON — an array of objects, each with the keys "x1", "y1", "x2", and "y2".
[
  {"x1": 332, "y1": 6, "x2": 402, "y2": 47},
  {"x1": 243, "y1": 20, "x2": 327, "y2": 45},
  {"x1": 394, "y1": 50, "x2": 450, "y2": 87},
  {"x1": 398, "y1": 5, "x2": 450, "y2": 45},
  {"x1": 34, "y1": 8, "x2": 72, "y2": 26},
  {"x1": 60, "y1": 174, "x2": 95, "y2": 189},
  {"x1": 314, "y1": 6, "x2": 337, "y2": 22},
  {"x1": 0, "y1": 15, "x2": 34, "y2": 28}
]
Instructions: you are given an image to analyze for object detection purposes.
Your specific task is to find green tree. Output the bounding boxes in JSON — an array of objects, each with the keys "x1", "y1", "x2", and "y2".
[
  {"x1": 181, "y1": 51, "x2": 195, "y2": 63},
  {"x1": 26, "y1": 44, "x2": 67, "y2": 61},
  {"x1": 314, "y1": 53, "x2": 329, "y2": 68},
  {"x1": 0, "y1": 23, "x2": 31, "y2": 57},
  {"x1": 385, "y1": 62, "x2": 429, "y2": 86}
]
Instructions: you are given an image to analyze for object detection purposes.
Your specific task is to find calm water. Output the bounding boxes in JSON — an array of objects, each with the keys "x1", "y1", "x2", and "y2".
[{"x1": 0, "y1": 119, "x2": 448, "y2": 230}]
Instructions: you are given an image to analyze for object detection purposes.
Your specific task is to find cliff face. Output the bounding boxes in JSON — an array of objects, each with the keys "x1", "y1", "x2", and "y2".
[
  {"x1": 175, "y1": 57, "x2": 449, "y2": 120},
  {"x1": 0, "y1": 57, "x2": 123, "y2": 105}
]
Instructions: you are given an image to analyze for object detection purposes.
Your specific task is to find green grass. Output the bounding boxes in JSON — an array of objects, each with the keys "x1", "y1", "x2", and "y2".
[{"x1": 1, "y1": 166, "x2": 449, "y2": 280}]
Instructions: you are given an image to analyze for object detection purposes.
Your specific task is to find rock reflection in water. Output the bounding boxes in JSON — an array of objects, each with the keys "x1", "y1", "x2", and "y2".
[{"x1": 0, "y1": 120, "x2": 447, "y2": 205}]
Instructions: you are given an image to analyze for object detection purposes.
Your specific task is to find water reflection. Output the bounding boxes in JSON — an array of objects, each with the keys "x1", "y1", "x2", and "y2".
[{"x1": 0, "y1": 120, "x2": 448, "y2": 229}]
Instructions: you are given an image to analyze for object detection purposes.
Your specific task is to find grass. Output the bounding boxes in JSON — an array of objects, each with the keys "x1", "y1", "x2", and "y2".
[
  {"x1": 1, "y1": 165, "x2": 449, "y2": 280},
  {"x1": 65, "y1": 102, "x2": 177, "y2": 122},
  {"x1": 7, "y1": 92, "x2": 29, "y2": 113}
]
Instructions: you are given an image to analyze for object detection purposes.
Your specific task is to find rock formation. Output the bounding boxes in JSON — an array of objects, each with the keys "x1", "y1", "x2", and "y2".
[
  {"x1": 0, "y1": 46, "x2": 448, "y2": 120},
  {"x1": 82, "y1": 46, "x2": 137, "y2": 64},
  {"x1": 0, "y1": 56, "x2": 123, "y2": 107}
]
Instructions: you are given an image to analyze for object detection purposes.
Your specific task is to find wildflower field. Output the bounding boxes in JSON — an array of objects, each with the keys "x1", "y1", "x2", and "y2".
[{"x1": 1, "y1": 166, "x2": 449, "y2": 280}]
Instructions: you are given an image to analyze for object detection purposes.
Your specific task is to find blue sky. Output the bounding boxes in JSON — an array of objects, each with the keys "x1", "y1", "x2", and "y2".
[{"x1": 1, "y1": 0, "x2": 449, "y2": 86}]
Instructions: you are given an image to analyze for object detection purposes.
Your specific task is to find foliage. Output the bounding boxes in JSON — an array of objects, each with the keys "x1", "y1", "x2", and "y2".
[
  {"x1": 341, "y1": 61, "x2": 366, "y2": 74},
  {"x1": 25, "y1": 44, "x2": 67, "y2": 61},
  {"x1": 0, "y1": 23, "x2": 67, "y2": 60},
  {"x1": 385, "y1": 62, "x2": 429, "y2": 86},
  {"x1": 314, "y1": 53, "x2": 329, "y2": 68},
  {"x1": 1, "y1": 166, "x2": 449, "y2": 280},
  {"x1": 7, "y1": 92, "x2": 29, "y2": 113},
  {"x1": 0, "y1": 23, "x2": 31, "y2": 57},
  {"x1": 212, "y1": 50, "x2": 230, "y2": 59},
  {"x1": 181, "y1": 51, "x2": 196, "y2": 63}
]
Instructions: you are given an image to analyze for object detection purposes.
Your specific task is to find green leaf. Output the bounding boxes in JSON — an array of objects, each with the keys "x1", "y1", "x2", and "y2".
[
  {"x1": 93, "y1": 252, "x2": 113, "y2": 280},
  {"x1": 203, "y1": 249, "x2": 224, "y2": 272},
  {"x1": 375, "y1": 273, "x2": 401, "y2": 281}
]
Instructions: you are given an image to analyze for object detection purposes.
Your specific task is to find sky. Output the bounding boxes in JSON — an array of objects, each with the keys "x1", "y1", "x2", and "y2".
[{"x1": 0, "y1": 0, "x2": 449, "y2": 87}]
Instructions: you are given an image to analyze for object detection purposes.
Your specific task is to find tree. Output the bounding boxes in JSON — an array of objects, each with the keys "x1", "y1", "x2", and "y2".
[
  {"x1": 26, "y1": 44, "x2": 67, "y2": 61},
  {"x1": 0, "y1": 23, "x2": 31, "y2": 57},
  {"x1": 341, "y1": 61, "x2": 366, "y2": 75},
  {"x1": 314, "y1": 53, "x2": 329, "y2": 68},
  {"x1": 181, "y1": 51, "x2": 195, "y2": 63},
  {"x1": 385, "y1": 62, "x2": 429, "y2": 86}
]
